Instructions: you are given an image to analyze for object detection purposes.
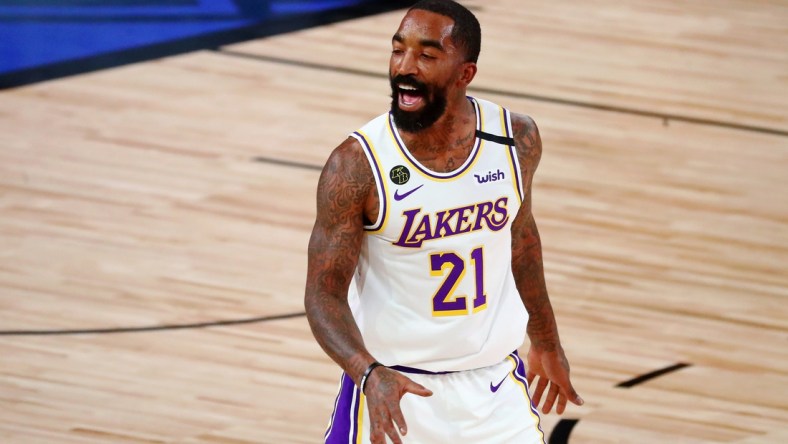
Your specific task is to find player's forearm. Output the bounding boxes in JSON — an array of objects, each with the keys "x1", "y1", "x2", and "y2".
[
  {"x1": 304, "y1": 221, "x2": 376, "y2": 383},
  {"x1": 305, "y1": 291, "x2": 376, "y2": 383},
  {"x1": 522, "y1": 289, "x2": 561, "y2": 352},
  {"x1": 512, "y1": 213, "x2": 562, "y2": 352}
]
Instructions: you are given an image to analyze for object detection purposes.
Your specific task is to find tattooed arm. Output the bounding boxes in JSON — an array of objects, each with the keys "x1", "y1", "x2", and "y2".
[
  {"x1": 304, "y1": 137, "x2": 431, "y2": 444},
  {"x1": 509, "y1": 113, "x2": 584, "y2": 415},
  {"x1": 305, "y1": 137, "x2": 375, "y2": 382}
]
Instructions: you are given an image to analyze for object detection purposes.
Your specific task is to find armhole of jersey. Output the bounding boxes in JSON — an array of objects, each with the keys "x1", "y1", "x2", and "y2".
[
  {"x1": 351, "y1": 131, "x2": 387, "y2": 232},
  {"x1": 502, "y1": 108, "x2": 525, "y2": 204}
]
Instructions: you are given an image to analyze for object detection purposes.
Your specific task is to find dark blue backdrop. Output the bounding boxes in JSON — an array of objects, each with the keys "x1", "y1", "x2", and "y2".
[{"x1": 0, "y1": 0, "x2": 410, "y2": 88}]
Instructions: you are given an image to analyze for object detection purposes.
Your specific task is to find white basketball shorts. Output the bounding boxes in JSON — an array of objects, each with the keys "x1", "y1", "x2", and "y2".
[{"x1": 323, "y1": 351, "x2": 545, "y2": 443}]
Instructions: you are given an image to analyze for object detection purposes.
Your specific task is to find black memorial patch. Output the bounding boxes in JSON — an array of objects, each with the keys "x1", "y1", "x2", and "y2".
[{"x1": 389, "y1": 165, "x2": 410, "y2": 185}]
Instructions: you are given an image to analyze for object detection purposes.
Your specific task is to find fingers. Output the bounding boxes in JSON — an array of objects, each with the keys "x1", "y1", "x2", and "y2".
[
  {"x1": 531, "y1": 378, "x2": 584, "y2": 415},
  {"x1": 389, "y1": 401, "x2": 408, "y2": 440},
  {"x1": 527, "y1": 347, "x2": 585, "y2": 415},
  {"x1": 529, "y1": 370, "x2": 584, "y2": 415},
  {"x1": 555, "y1": 391, "x2": 568, "y2": 415},
  {"x1": 383, "y1": 414, "x2": 404, "y2": 444},
  {"x1": 367, "y1": 372, "x2": 431, "y2": 443},
  {"x1": 404, "y1": 379, "x2": 433, "y2": 397},
  {"x1": 554, "y1": 375, "x2": 584, "y2": 409},
  {"x1": 368, "y1": 401, "x2": 404, "y2": 444},
  {"x1": 391, "y1": 379, "x2": 432, "y2": 437},
  {"x1": 369, "y1": 409, "x2": 400, "y2": 444},
  {"x1": 541, "y1": 381, "x2": 560, "y2": 414},
  {"x1": 530, "y1": 374, "x2": 549, "y2": 407},
  {"x1": 565, "y1": 383, "x2": 584, "y2": 407}
]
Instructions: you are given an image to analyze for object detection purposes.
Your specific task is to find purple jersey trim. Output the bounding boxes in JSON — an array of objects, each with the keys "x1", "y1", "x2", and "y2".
[
  {"x1": 503, "y1": 108, "x2": 525, "y2": 203},
  {"x1": 389, "y1": 365, "x2": 457, "y2": 375},
  {"x1": 387, "y1": 97, "x2": 482, "y2": 180},
  {"x1": 353, "y1": 131, "x2": 387, "y2": 232},
  {"x1": 390, "y1": 350, "x2": 520, "y2": 375}
]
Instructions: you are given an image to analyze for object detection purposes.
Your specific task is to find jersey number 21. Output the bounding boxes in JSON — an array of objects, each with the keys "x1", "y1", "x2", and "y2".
[{"x1": 430, "y1": 247, "x2": 487, "y2": 316}]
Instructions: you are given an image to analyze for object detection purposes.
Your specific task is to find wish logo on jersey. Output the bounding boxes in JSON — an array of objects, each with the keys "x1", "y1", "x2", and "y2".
[
  {"x1": 475, "y1": 169, "x2": 505, "y2": 184},
  {"x1": 393, "y1": 197, "x2": 509, "y2": 248}
]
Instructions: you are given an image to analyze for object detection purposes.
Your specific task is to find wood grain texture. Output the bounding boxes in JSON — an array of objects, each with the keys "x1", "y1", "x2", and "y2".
[
  {"x1": 1, "y1": 0, "x2": 787, "y2": 442},
  {"x1": 229, "y1": 0, "x2": 788, "y2": 133}
]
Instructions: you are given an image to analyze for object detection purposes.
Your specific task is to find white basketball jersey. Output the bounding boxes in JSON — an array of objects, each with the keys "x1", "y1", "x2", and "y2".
[{"x1": 348, "y1": 97, "x2": 528, "y2": 372}]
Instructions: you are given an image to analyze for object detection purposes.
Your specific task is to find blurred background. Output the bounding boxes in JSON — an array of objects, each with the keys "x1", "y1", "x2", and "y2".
[
  {"x1": 0, "y1": 0, "x2": 410, "y2": 87},
  {"x1": 1, "y1": 1, "x2": 786, "y2": 443}
]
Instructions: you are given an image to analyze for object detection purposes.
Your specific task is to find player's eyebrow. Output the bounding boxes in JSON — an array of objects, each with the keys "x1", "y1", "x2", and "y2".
[{"x1": 392, "y1": 33, "x2": 446, "y2": 52}]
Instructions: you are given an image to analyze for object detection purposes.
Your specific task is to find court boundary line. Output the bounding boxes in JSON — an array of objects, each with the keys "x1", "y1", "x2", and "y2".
[
  {"x1": 252, "y1": 156, "x2": 322, "y2": 171},
  {"x1": 0, "y1": 312, "x2": 306, "y2": 336},
  {"x1": 616, "y1": 362, "x2": 692, "y2": 388},
  {"x1": 215, "y1": 49, "x2": 788, "y2": 138}
]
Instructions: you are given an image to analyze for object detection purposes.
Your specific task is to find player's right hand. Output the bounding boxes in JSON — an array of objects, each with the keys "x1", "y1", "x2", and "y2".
[{"x1": 364, "y1": 367, "x2": 433, "y2": 444}]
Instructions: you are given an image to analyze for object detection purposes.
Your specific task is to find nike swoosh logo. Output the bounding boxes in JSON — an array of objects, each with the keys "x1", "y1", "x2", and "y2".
[
  {"x1": 393, "y1": 184, "x2": 424, "y2": 201},
  {"x1": 490, "y1": 373, "x2": 509, "y2": 393}
]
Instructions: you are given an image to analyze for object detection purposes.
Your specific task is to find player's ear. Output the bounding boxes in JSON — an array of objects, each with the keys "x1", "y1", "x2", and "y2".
[{"x1": 458, "y1": 62, "x2": 477, "y2": 87}]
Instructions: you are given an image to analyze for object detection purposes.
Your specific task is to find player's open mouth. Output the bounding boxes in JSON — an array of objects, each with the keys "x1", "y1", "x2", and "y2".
[{"x1": 398, "y1": 84, "x2": 425, "y2": 110}]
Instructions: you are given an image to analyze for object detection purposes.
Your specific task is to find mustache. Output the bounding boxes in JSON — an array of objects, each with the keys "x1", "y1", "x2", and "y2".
[{"x1": 390, "y1": 74, "x2": 427, "y2": 91}]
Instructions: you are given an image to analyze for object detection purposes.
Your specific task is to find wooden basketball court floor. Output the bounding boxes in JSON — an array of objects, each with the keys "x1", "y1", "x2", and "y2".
[{"x1": 1, "y1": 0, "x2": 786, "y2": 442}]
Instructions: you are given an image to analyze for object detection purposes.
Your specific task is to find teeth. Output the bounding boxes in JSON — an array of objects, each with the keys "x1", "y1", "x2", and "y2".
[{"x1": 399, "y1": 85, "x2": 417, "y2": 91}]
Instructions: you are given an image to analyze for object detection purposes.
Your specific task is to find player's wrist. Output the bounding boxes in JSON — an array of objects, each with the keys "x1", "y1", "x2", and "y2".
[
  {"x1": 528, "y1": 339, "x2": 564, "y2": 354},
  {"x1": 359, "y1": 361, "x2": 385, "y2": 394}
]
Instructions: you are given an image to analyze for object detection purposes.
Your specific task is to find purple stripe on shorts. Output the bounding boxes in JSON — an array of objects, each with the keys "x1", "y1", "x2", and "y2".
[
  {"x1": 324, "y1": 376, "x2": 344, "y2": 440},
  {"x1": 511, "y1": 352, "x2": 546, "y2": 436},
  {"x1": 511, "y1": 352, "x2": 534, "y2": 405},
  {"x1": 324, "y1": 373, "x2": 359, "y2": 444}
]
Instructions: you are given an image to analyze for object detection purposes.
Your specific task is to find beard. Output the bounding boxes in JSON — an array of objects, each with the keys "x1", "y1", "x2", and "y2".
[{"x1": 390, "y1": 74, "x2": 448, "y2": 133}]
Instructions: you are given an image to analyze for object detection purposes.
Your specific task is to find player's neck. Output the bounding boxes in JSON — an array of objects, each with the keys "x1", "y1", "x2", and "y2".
[{"x1": 399, "y1": 96, "x2": 476, "y2": 156}]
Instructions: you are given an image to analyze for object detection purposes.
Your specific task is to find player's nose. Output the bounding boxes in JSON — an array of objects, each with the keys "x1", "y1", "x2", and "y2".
[{"x1": 394, "y1": 51, "x2": 418, "y2": 77}]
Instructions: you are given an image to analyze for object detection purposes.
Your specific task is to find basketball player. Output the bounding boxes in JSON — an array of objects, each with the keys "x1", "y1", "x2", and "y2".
[{"x1": 304, "y1": 1, "x2": 583, "y2": 442}]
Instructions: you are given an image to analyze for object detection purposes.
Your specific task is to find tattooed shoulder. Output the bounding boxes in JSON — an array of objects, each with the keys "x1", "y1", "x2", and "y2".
[
  {"x1": 316, "y1": 137, "x2": 378, "y2": 227},
  {"x1": 510, "y1": 113, "x2": 542, "y2": 177}
]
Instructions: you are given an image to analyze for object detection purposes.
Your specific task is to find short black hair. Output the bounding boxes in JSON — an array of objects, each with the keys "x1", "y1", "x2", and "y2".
[{"x1": 409, "y1": 0, "x2": 481, "y2": 63}]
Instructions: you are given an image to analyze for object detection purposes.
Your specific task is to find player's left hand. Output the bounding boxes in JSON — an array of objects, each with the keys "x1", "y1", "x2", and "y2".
[{"x1": 526, "y1": 345, "x2": 584, "y2": 414}]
